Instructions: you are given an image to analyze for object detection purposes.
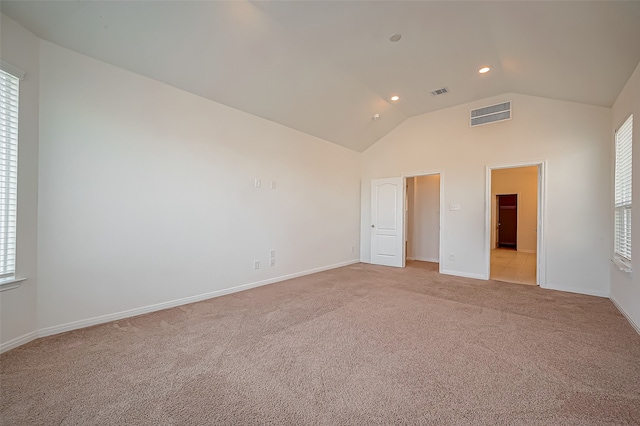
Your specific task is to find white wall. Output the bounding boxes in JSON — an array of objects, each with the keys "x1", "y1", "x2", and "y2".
[
  {"x1": 411, "y1": 175, "x2": 440, "y2": 262},
  {"x1": 611, "y1": 62, "x2": 640, "y2": 332},
  {"x1": 491, "y1": 166, "x2": 538, "y2": 253},
  {"x1": 0, "y1": 15, "x2": 40, "y2": 351},
  {"x1": 361, "y1": 93, "x2": 611, "y2": 296},
  {"x1": 36, "y1": 41, "x2": 361, "y2": 333}
]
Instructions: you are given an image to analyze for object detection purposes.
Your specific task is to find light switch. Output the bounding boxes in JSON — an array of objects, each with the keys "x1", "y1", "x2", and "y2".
[{"x1": 449, "y1": 203, "x2": 461, "y2": 211}]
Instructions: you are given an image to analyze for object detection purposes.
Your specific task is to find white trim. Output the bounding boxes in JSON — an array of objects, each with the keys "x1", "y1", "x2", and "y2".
[
  {"x1": 611, "y1": 257, "x2": 632, "y2": 274},
  {"x1": 37, "y1": 259, "x2": 360, "y2": 338},
  {"x1": 0, "y1": 277, "x2": 27, "y2": 292},
  {"x1": 518, "y1": 249, "x2": 537, "y2": 254},
  {"x1": 0, "y1": 331, "x2": 37, "y2": 354},
  {"x1": 610, "y1": 297, "x2": 640, "y2": 336},
  {"x1": 542, "y1": 283, "x2": 609, "y2": 298},
  {"x1": 537, "y1": 162, "x2": 547, "y2": 286},
  {"x1": 440, "y1": 269, "x2": 485, "y2": 280},
  {"x1": 485, "y1": 161, "x2": 547, "y2": 286},
  {"x1": 0, "y1": 60, "x2": 25, "y2": 80}
]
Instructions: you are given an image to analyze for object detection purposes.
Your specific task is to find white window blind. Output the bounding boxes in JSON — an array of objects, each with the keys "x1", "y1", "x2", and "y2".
[
  {"x1": 614, "y1": 114, "x2": 633, "y2": 263},
  {"x1": 0, "y1": 69, "x2": 19, "y2": 279}
]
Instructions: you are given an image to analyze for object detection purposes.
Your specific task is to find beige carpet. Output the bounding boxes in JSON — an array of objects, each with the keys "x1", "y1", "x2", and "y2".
[{"x1": 2, "y1": 261, "x2": 639, "y2": 425}]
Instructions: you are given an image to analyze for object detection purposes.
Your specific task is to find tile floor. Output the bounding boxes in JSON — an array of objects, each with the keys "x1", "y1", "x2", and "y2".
[{"x1": 490, "y1": 248, "x2": 536, "y2": 285}]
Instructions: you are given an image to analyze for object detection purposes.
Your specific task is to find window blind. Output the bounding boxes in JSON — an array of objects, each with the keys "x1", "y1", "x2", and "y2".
[
  {"x1": 0, "y1": 70, "x2": 19, "y2": 279},
  {"x1": 614, "y1": 114, "x2": 633, "y2": 262}
]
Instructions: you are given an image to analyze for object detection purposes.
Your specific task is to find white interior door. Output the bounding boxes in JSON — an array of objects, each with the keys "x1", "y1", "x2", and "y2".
[{"x1": 371, "y1": 177, "x2": 405, "y2": 267}]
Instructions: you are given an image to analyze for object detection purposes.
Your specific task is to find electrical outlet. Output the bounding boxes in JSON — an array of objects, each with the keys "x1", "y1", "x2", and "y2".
[
  {"x1": 270, "y1": 258, "x2": 275, "y2": 266},
  {"x1": 254, "y1": 260, "x2": 260, "y2": 269},
  {"x1": 254, "y1": 179, "x2": 261, "y2": 188},
  {"x1": 351, "y1": 246, "x2": 355, "y2": 253},
  {"x1": 270, "y1": 249, "x2": 275, "y2": 258},
  {"x1": 449, "y1": 254, "x2": 455, "y2": 261},
  {"x1": 270, "y1": 181, "x2": 276, "y2": 189}
]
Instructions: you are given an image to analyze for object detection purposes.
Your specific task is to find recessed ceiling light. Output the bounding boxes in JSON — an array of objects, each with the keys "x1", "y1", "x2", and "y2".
[
  {"x1": 389, "y1": 33, "x2": 402, "y2": 42},
  {"x1": 390, "y1": 95, "x2": 400, "y2": 101},
  {"x1": 479, "y1": 66, "x2": 491, "y2": 74}
]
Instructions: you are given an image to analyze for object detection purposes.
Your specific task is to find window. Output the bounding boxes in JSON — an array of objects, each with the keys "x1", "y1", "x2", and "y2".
[
  {"x1": 614, "y1": 114, "x2": 633, "y2": 268},
  {"x1": 0, "y1": 69, "x2": 19, "y2": 280}
]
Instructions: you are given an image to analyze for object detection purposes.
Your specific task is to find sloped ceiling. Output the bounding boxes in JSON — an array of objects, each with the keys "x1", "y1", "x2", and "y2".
[{"x1": 2, "y1": 1, "x2": 640, "y2": 152}]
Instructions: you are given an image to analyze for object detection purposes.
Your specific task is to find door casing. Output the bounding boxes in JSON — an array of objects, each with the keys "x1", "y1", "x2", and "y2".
[{"x1": 485, "y1": 161, "x2": 546, "y2": 286}]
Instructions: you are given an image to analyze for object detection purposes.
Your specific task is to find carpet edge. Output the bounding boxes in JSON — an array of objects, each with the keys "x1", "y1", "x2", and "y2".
[
  {"x1": 610, "y1": 296, "x2": 640, "y2": 336},
  {"x1": 0, "y1": 331, "x2": 38, "y2": 354},
  {"x1": 5, "y1": 259, "x2": 360, "y2": 353}
]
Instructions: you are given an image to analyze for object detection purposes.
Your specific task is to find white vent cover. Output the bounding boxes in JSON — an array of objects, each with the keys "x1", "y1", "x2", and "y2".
[
  {"x1": 430, "y1": 87, "x2": 449, "y2": 96},
  {"x1": 470, "y1": 101, "x2": 511, "y2": 127}
]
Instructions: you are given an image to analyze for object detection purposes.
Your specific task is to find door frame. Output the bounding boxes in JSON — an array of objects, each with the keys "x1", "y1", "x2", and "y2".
[
  {"x1": 403, "y1": 171, "x2": 444, "y2": 274},
  {"x1": 484, "y1": 161, "x2": 546, "y2": 286}
]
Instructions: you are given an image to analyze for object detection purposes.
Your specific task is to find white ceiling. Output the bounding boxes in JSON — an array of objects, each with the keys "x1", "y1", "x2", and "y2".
[{"x1": 3, "y1": 1, "x2": 640, "y2": 152}]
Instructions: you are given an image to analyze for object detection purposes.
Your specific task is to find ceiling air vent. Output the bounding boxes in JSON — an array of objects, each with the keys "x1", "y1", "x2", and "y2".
[
  {"x1": 470, "y1": 101, "x2": 511, "y2": 127},
  {"x1": 430, "y1": 87, "x2": 449, "y2": 96}
]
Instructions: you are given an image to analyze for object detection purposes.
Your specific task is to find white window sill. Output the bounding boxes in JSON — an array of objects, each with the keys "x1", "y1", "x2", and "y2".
[
  {"x1": 612, "y1": 257, "x2": 632, "y2": 274},
  {"x1": 0, "y1": 277, "x2": 26, "y2": 292}
]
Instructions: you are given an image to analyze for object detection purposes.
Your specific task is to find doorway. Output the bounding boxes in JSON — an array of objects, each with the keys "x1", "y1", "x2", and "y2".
[
  {"x1": 496, "y1": 194, "x2": 517, "y2": 249},
  {"x1": 370, "y1": 173, "x2": 442, "y2": 271},
  {"x1": 406, "y1": 175, "x2": 441, "y2": 266},
  {"x1": 486, "y1": 163, "x2": 545, "y2": 286}
]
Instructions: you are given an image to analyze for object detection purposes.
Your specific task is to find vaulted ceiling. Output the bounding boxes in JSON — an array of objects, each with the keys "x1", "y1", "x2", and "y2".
[{"x1": 3, "y1": 1, "x2": 640, "y2": 152}]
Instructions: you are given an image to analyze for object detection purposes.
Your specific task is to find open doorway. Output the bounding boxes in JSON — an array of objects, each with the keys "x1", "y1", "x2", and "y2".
[
  {"x1": 369, "y1": 173, "x2": 442, "y2": 270},
  {"x1": 405, "y1": 174, "x2": 441, "y2": 269},
  {"x1": 496, "y1": 194, "x2": 518, "y2": 249},
  {"x1": 487, "y1": 164, "x2": 544, "y2": 286}
]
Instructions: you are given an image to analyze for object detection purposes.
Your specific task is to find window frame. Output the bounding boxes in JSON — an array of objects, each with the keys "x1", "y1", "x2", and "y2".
[
  {"x1": 613, "y1": 114, "x2": 633, "y2": 272},
  {"x1": 0, "y1": 65, "x2": 22, "y2": 290}
]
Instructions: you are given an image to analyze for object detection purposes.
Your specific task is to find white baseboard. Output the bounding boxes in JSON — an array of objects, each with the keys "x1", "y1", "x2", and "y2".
[
  {"x1": 541, "y1": 283, "x2": 609, "y2": 298},
  {"x1": 37, "y1": 259, "x2": 360, "y2": 339},
  {"x1": 517, "y1": 249, "x2": 536, "y2": 254},
  {"x1": 440, "y1": 269, "x2": 486, "y2": 280},
  {"x1": 406, "y1": 257, "x2": 415, "y2": 261},
  {"x1": 610, "y1": 297, "x2": 640, "y2": 336},
  {"x1": 0, "y1": 331, "x2": 37, "y2": 354}
]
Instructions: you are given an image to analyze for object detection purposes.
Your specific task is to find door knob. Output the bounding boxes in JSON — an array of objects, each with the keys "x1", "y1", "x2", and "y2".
[{"x1": 371, "y1": 224, "x2": 375, "y2": 228}]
